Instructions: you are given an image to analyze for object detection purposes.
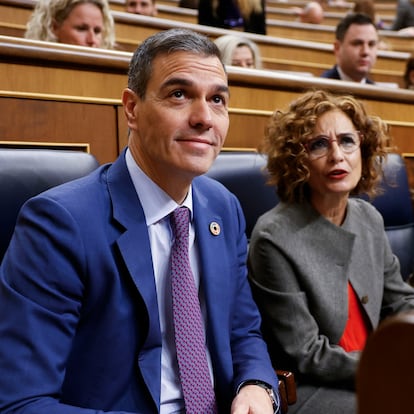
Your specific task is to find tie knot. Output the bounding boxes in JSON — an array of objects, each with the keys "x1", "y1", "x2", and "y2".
[{"x1": 171, "y1": 207, "x2": 190, "y2": 241}]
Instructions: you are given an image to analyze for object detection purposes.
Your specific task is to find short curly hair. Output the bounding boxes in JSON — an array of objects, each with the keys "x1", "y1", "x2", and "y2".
[
  {"x1": 261, "y1": 89, "x2": 393, "y2": 203},
  {"x1": 25, "y1": 0, "x2": 115, "y2": 49}
]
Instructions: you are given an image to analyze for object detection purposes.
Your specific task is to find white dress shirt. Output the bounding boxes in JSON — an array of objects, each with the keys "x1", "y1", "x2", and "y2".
[
  {"x1": 125, "y1": 149, "x2": 213, "y2": 414},
  {"x1": 337, "y1": 65, "x2": 368, "y2": 84}
]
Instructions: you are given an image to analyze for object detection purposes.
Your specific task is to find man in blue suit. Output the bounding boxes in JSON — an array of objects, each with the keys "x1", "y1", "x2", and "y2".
[
  {"x1": 0, "y1": 29, "x2": 280, "y2": 414},
  {"x1": 321, "y1": 13, "x2": 378, "y2": 84}
]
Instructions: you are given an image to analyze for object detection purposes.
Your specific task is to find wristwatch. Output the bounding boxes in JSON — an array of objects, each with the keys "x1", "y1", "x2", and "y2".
[{"x1": 238, "y1": 380, "x2": 280, "y2": 414}]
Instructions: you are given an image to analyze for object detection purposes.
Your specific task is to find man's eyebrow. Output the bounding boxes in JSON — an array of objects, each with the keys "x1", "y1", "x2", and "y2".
[
  {"x1": 161, "y1": 77, "x2": 229, "y2": 95},
  {"x1": 216, "y1": 84, "x2": 230, "y2": 96},
  {"x1": 161, "y1": 77, "x2": 192, "y2": 89}
]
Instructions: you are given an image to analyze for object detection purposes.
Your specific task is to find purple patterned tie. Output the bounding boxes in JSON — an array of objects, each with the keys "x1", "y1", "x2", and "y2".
[{"x1": 170, "y1": 207, "x2": 218, "y2": 414}]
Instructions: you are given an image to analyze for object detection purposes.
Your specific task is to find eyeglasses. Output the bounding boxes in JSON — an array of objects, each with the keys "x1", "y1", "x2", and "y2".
[{"x1": 304, "y1": 132, "x2": 361, "y2": 160}]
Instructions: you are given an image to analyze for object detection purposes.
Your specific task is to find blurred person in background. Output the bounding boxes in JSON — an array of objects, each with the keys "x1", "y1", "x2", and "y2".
[
  {"x1": 125, "y1": 0, "x2": 157, "y2": 16},
  {"x1": 299, "y1": 1, "x2": 324, "y2": 24},
  {"x1": 25, "y1": 0, "x2": 115, "y2": 49},
  {"x1": 198, "y1": 0, "x2": 266, "y2": 34},
  {"x1": 390, "y1": 0, "x2": 414, "y2": 32},
  {"x1": 403, "y1": 56, "x2": 414, "y2": 89},
  {"x1": 214, "y1": 34, "x2": 262, "y2": 68},
  {"x1": 321, "y1": 13, "x2": 378, "y2": 84},
  {"x1": 353, "y1": 0, "x2": 387, "y2": 29}
]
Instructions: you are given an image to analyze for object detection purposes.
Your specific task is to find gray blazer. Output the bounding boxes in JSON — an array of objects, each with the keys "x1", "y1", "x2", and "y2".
[{"x1": 248, "y1": 198, "x2": 414, "y2": 388}]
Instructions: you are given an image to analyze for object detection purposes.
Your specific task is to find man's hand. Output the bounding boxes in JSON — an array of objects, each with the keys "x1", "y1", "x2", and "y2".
[{"x1": 230, "y1": 384, "x2": 274, "y2": 414}]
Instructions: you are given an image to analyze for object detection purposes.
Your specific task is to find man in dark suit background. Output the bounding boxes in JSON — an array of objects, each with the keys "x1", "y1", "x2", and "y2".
[{"x1": 321, "y1": 13, "x2": 378, "y2": 84}]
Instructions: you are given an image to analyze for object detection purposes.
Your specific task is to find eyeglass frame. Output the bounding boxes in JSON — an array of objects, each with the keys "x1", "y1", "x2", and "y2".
[{"x1": 303, "y1": 131, "x2": 362, "y2": 160}]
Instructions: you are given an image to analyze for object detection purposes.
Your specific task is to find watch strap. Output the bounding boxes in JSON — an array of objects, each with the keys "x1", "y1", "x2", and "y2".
[{"x1": 237, "y1": 380, "x2": 280, "y2": 414}]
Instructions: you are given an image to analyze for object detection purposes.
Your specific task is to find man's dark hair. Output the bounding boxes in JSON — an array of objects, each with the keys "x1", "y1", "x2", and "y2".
[
  {"x1": 335, "y1": 12, "x2": 376, "y2": 41},
  {"x1": 128, "y1": 28, "x2": 224, "y2": 99}
]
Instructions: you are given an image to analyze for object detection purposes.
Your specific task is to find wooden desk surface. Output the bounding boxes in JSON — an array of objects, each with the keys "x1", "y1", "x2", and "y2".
[
  {"x1": 265, "y1": 7, "x2": 394, "y2": 27},
  {"x1": 0, "y1": 90, "x2": 123, "y2": 164},
  {"x1": 0, "y1": 0, "x2": 408, "y2": 77},
  {"x1": 1, "y1": 36, "x2": 413, "y2": 161},
  {"x1": 265, "y1": 19, "x2": 414, "y2": 54},
  {"x1": 1, "y1": 0, "x2": 405, "y2": 53},
  {"x1": 265, "y1": 0, "x2": 396, "y2": 16}
]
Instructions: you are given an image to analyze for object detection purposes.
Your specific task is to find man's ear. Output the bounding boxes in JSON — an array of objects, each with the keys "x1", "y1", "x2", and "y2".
[
  {"x1": 122, "y1": 88, "x2": 139, "y2": 129},
  {"x1": 333, "y1": 40, "x2": 340, "y2": 56}
]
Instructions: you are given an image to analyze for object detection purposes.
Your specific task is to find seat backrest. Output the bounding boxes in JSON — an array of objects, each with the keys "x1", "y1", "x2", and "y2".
[
  {"x1": 356, "y1": 310, "x2": 414, "y2": 414},
  {"x1": 0, "y1": 148, "x2": 100, "y2": 262},
  {"x1": 205, "y1": 151, "x2": 279, "y2": 240},
  {"x1": 369, "y1": 153, "x2": 414, "y2": 281}
]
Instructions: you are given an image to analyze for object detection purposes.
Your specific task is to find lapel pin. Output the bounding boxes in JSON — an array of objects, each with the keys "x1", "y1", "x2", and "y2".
[{"x1": 209, "y1": 222, "x2": 221, "y2": 236}]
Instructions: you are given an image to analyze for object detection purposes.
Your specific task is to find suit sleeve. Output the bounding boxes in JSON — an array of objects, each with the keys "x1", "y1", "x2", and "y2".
[{"x1": 0, "y1": 196, "x2": 139, "y2": 414}]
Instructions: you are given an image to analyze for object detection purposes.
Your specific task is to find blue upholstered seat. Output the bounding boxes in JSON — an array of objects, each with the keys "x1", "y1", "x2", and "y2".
[
  {"x1": 369, "y1": 153, "x2": 414, "y2": 281},
  {"x1": 0, "y1": 148, "x2": 99, "y2": 262},
  {"x1": 206, "y1": 151, "x2": 279, "y2": 240},
  {"x1": 2, "y1": 149, "x2": 412, "y2": 280}
]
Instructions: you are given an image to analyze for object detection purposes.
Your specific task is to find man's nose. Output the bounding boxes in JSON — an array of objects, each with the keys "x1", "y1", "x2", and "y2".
[{"x1": 189, "y1": 100, "x2": 213, "y2": 129}]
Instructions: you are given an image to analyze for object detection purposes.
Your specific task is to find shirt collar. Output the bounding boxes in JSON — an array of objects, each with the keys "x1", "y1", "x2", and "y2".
[
  {"x1": 125, "y1": 148, "x2": 193, "y2": 226},
  {"x1": 337, "y1": 66, "x2": 368, "y2": 84}
]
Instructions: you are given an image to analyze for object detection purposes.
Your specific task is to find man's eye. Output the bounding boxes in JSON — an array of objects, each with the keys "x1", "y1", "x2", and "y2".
[
  {"x1": 212, "y1": 95, "x2": 225, "y2": 104},
  {"x1": 172, "y1": 91, "x2": 184, "y2": 98}
]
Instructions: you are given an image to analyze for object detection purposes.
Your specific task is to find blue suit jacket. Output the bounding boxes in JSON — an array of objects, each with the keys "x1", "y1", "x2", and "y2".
[
  {"x1": 0, "y1": 150, "x2": 278, "y2": 414},
  {"x1": 321, "y1": 65, "x2": 375, "y2": 84}
]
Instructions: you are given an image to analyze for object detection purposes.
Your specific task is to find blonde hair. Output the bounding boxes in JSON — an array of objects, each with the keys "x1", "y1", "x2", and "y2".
[
  {"x1": 214, "y1": 34, "x2": 262, "y2": 68},
  {"x1": 237, "y1": 0, "x2": 263, "y2": 17},
  {"x1": 25, "y1": 0, "x2": 115, "y2": 49}
]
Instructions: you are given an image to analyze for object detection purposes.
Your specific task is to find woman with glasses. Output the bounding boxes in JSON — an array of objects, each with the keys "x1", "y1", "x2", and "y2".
[{"x1": 248, "y1": 89, "x2": 414, "y2": 413}]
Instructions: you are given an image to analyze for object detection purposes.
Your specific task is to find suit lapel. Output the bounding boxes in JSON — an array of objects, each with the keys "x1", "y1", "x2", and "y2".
[
  {"x1": 107, "y1": 152, "x2": 161, "y2": 408},
  {"x1": 192, "y1": 183, "x2": 233, "y2": 363}
]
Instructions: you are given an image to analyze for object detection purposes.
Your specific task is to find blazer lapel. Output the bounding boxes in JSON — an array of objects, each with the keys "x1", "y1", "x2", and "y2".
[
  {"x1": 107, "y1": 152, "x2": 162, "y2": 408},
  {"x1": 192, "y1": 184, "x2": 233, "y2": 362}
]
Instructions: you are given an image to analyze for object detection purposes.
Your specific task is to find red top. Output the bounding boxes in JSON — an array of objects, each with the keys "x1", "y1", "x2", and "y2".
[{"x1": 338, "y1": 282, "x2": 370, "y2": 352}]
